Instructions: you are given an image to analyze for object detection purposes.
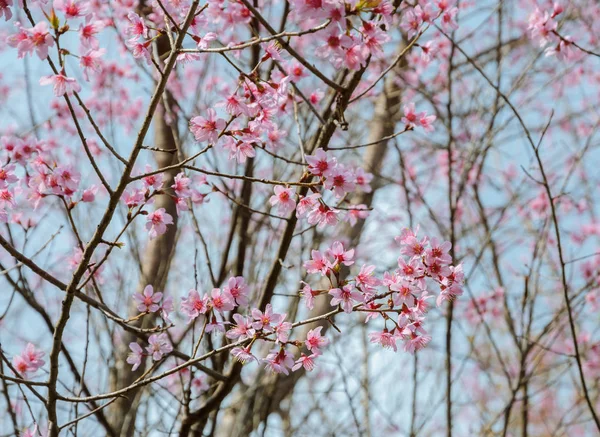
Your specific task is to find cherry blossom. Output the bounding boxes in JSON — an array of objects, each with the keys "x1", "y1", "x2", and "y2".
[
  {"x1": 145, "y1": 208, "x2": 174, "y2": 239},
  {"x1": 402, "y1": 102, "x2": 436, "y2": 132},
  {"x1": 226, "y1": 314, "x2": 254, "y2": 340},
  {"x1": 263, "y1": 347, "x2": 295, "y2": 375},
  {"x1": 329, "y1": 284, "x2": 364, "y2": 313},
  {"x1": 306, "y1": 203, "x2": 340, "y2": 228},
  {"x1": 304, "y1": 249, "x2": 331, "y2": 275},
  {"x1": 306, "y1": 149, "x2": 336, "y2": 177},
  {"x1": 326, "y1": 241, "x2": 355, "y2": 267},
  {"x1": 190, "y1": 109, "x2": 226, "y2": 144},
  {"x1": 209, "y1": 288, "x2": 235, "y2": 314},
  {"x1": 324, "y1": 165, "x2": 356, "y2": 197},
  {"x1": 251, "y1": 304, "x2": 282, "y2": 333},
  {"x1": 4, "y1": 0, "x2": 597, "y2": 433},
  {"x1": 14, "y1": 22, "x2": 54, "y2": 60},
  {"x1": 300, "y1": 281, "x2": 319, "y2": 310},
  {"x1": 231, "y1": 346, "x2": 255, "y2": 364},
  {"x1": 305, "y1": 326, "x2": 328, "y2": 353},
  {"x1": 126, "y1": 12, "x2": 148, "y2": 41},
  {"x1": 127, "y1": 343, "x2": 144, "y2": 371},
  {"x1": 181, "y1": 289, "x2": 209, "y2": 323},
  {"x1": 12, "y1": 343, "x2": 45, "y2": 378},
  {"x1": 223, "y1": 276, "x2": 249, "y2": 306},
  {"x1": 401, "y1": 8, "x2": 423, "y2": 39},
  {"x1": 39, "y1": 74, "x2": 81, "y2": 97},
  {"x1": 172, "y1": 172, "x2": 191, "y2": 198},
  {"x1": 54, "y1": 0, "x2": 89, "y2": 18},
  {"x1": 133, "y1": 284, "x2": 163, "y2": 313},
  {"x1": 269, "y1": 185, "x2": 296, "y2": 215},
  {"x1": 369, "y1": 330, "x2": 398, "y2": 352},
  {"x1": 0, "y1": 0, "x2": 13, "y2": 21},
  {"x1": 146, "y1": 333, "x2": 173, "y2": 361},
  {"x1": 292, "y1": 353, "x2": 319, "y2": 371},
  {"x1": 0, "y1": 164, "x2": 18, "y2": 188}
]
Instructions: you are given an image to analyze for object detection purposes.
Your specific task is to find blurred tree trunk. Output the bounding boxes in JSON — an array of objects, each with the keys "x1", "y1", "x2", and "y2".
[{"x1": 106, "y1": 31, "x2": 180, "y2": 436}]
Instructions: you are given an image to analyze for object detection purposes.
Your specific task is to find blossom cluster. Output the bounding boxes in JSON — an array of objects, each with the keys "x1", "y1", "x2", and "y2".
[
  {"x1": 122, "y1": 168, "x2": 210, "y2": 239},
  {"x1": 401, "y1": 0, "x2": 458, "y2": 39},
  {"x1": 0, "y1": 139, "x2": 99, "y2": 225},
  {"x1": 127, "y1": 333, "x2": 173, "y2": 371},
  {"x1": 269, "y1": 148, "x2": 373, "y2": 226},
  {"x1": 302, "y1": 228, "x2": 464, "y2": 354},
  {"x1": 121, "y1": 228, "x2": 462, "y2": 376},
  {"x1": 528, "y1": 3, "x2": 576, "y2": 60},
  {"x1": 189, "y1": 74, "x2": 290, "y2": 164},
  {"x1": 12, "y1": 343, "x2": 45, "y2": 378}
]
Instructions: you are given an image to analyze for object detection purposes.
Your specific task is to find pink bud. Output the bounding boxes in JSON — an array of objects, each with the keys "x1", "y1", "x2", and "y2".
[
  {"x1": 82, "y1": 185, "x2": 98, "y2": 202},
  {"x1": 552, "y1": 3, "x2": 563, "y2": 17}
]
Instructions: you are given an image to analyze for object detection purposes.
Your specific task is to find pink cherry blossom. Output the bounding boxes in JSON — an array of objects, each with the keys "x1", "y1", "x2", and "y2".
[
  {"x1": 81, "y1": 185, "x2": 98, "y2": 202},
  {"x1": 80, "y1": 49, "x2": 105, "y2": 81},
  {"x1": 344, "y1": 205, "x2": 369, "y2": 226},
  {"x1": 329, "y1": 284, "x2": 363, "y2": 313},
  {"x1": 142, "y1": 165, "x2": 164, "y2": 191},
  {"x1": 306, "y1": 149, "x2": 336, "y2": 177},
  {"x1": 226, "y1": 314, "x2": 254, "y2": 340},
  {"x1": 354, "y1": 168, "x2": 373, "y2": 193},
  {"x1": 54, "y1": 0, "x2": 89, "y2": 18},
  {"x1": 126, "y1": 12, "x2": 148, "y2": 41},
  {"x1": 402, "y1": 102, "x2": 436, "y2": 132},
  {"x1": 190, "y1": 109, "x2": 226, "y2": 144},
  {"x1": 122, "y1": 188, "x2": 145, "y2": 208},
  {"x1": 369, "y1": 330, "x2": 398, "y2": 351},
  {"x1": 304, "y1": 249, "x2": 331, "y2": 275},
  {"x1": 263, "y1": 347, "x2": 295, "y2": 375},
  {"x1": 12, "y1": 343, "x2": 45, "y2": 377},
  {"x1": 326, "y1": 241, "x2": 355, "y2": 267},
  {"x1": 172, "y1": 172, "x2": 192, "y2": 198},
  {"x1": 426, "y1": 237, "x2": 452, "y2": 265},
  {"x1": 39, "y1": 74, "x2": 81, "y2": 97},
  {"x1": 133, "y1": 284, "x2": 163, "y2": 313},
  {"x1": 223, "y1": 276, "x2": 249, "y2": 306},
  {"x1": 127, "y1": 40, "x2": 152, "y2": 64},
  {"x1": 296, "y1": 193, "x2": 321, "y2": 218},
  {"x1": 355, "y1": 264, "x2": 380, "y2": 293},
  {"x1": 161, "y1": 296, "x2": 174, "y2": 322},
  {"x1": 146, "y1": 333, "x2": 172, "y2": 361},
  {"x1": 180, "y1": 289, "x2": 209, "y2": 323},
  {"x1": 0, "y1": 0, "x2": 13, "y2": 21},
  {"x1": 231, "y1": 346, "x2": 255, "y2": 364},
  {"x1": 209, "y1": 288, "x2": 235, "y2": 313},
  {"x1": 403, "y1": 333, "x2": 431, "y2": 354},
  {"x1": 145, "y1": 208, "x2": 174, "y2": 239},
  {"x1": 274, "y1": 316, "x2": 292, "y2": 343},
  {"x1": 306, "y1": 203, "x2": 339, "y2": 228},
  {"x1": 305, "y1": 326, "x2": 328, "y2": 353},
  {"x1": 441, "y1": 6, "x2": 459, "y2": 30},
  {"x1": 324, "y1": 165, "x2": 356, "y2": 197},
  {"x1": 269, "y1": 185, "x2": 296, "y2": 215},
  {"x1": 251, "y1": 303, "x2": 282, "y2": 333},
  {"x1": 301, "y1": 281, "x2": 319, "y2": 310},
  {"x1": 401, "y1": 8, "x2": 423, "y2": 39},
  {"x1": 127, "y1": 343, "x2": 144, "y2": 371},
  {"x1": 79, "y1": 18, "x2": 104, "y2": 49},
  {"x1": 292, "y1": 353, "x2": 319, "y2": 371},
  {"x1": 195, "y1": 32, "x2": 217, "y2": 49},
  {"x1": 18, "y1": 22, "x2": 54, "y2": 60},
  {"x1": 0, "y1": 164, "x2": 18, "y2": 188}
]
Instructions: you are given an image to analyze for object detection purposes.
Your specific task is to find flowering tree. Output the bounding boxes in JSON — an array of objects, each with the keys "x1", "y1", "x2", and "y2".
[{"x1": 0, "y1": 0, "x2": 600, "y2": 435}]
